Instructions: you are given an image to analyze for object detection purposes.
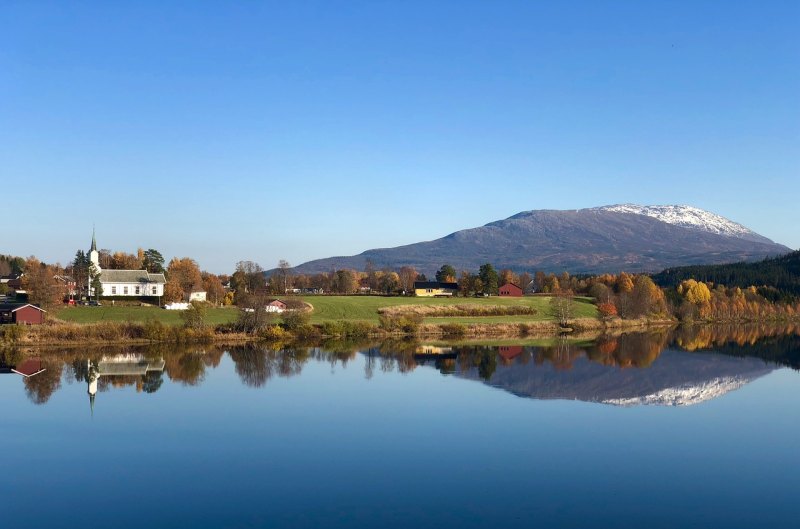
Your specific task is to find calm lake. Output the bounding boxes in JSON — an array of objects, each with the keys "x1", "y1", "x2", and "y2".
[{"x1": 2, "y1": 325, "x2": 800, "y2": 528}]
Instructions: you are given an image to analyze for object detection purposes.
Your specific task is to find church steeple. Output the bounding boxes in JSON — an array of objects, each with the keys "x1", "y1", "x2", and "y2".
[{"x1": 89, "y1": 226, "x2": 100, "y2": 271}]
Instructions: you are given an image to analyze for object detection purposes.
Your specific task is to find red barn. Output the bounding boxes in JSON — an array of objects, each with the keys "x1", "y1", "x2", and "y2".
[
  {"x1": 499, "y1": 283, "x2": 523, "y2": 297},
  {"x1": 0, "y1": 303, "x2": 47, "y2": 325}
]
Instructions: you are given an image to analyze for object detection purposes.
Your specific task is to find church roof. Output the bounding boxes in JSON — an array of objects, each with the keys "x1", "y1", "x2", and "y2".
[{"x1": 99, "y1": 270, "x2": 166, "y2": 284}]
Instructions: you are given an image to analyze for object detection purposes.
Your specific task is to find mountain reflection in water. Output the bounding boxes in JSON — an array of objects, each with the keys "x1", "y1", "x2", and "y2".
[{"x1": 1, "y1": 323, "x2": 798, "y2": 408}]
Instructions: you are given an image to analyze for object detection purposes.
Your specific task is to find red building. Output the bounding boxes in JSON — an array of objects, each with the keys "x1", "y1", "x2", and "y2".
[
  {"x1": 0, "y1": 303, "x2": 47, "y2": 325},
  {"x1": 499, "y1": 283, "x2": 523, "y2": 297}
]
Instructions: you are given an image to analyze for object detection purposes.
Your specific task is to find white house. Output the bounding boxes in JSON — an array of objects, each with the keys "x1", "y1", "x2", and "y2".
[
  {"x1": 187, "y1": 290, "x2": 207, "y2": 302},
  {"x1": 87, "y1": 231, "x2": 166, "y2": 298}
]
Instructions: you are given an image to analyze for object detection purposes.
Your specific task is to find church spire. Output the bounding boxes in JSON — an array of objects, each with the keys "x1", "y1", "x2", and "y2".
[{"x1": 90, "y1": 225, "x2": 97, "y2": 252}]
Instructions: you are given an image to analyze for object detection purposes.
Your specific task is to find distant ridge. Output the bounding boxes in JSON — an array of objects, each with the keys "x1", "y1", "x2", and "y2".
[{"x1": 290, "y1": 205, "x2": 790, "y2": 275}]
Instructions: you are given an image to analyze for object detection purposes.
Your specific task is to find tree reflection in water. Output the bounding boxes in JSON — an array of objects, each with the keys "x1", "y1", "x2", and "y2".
[{"x1": 2, "y1": 323, "x2": 798, "y2": 405}]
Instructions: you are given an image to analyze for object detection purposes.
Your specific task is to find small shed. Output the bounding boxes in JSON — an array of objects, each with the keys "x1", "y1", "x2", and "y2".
[
  {"x1": 265, "y1": 300, "x2": 288, "y2": 313},
  {"x1": 499, "y1": 283, "x2": 523, "y2": 297},
  {"x1": 0, "y1": 303, "x2": 47, "y2": 325}
]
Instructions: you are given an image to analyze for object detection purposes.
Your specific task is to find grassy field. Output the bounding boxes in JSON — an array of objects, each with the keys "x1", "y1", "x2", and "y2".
[
  {"x1": 297, "y1": 295, "x2": 598, "y2": 324},
  {"x1": 53, "y1": 295, "x2": 598, "y2": 326},
  {"x1": 55, "y1": 305, "x2": 240, "y2": 325}
]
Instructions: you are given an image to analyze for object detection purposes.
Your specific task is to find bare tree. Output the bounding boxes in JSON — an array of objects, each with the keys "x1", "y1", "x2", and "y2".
[
  {"x1": 549, "y1": 289, "x2": 576, "y2": 327},
  {"x1": 278, "y1": 260, "x2": 292, "y2": 294}
]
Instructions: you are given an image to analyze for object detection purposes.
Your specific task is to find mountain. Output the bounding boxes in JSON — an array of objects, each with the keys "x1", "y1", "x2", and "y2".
[
  {"x1": 455, "y1": 349, "x2": 775, "y2": 407},
  {"x1": 292, "y1": 204, "x2": 790, "y2": 275}
]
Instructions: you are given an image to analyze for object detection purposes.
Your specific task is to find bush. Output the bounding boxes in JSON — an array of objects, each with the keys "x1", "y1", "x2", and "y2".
[
  {"x1": 281, "y1": 310, "x2": 311, "y2": 331},
  {"x1": 340, "y1": 321, "x2": 375, "y2": 338},
  {"x1": 379, "y1": 313, "x2": 423, "y2": 334},
  {"x1": 292, "y1": 324, "x2": 321, "y2": 340},
  {"x1": 439, "y1": 323, "x2": 466, "y2": 338},
  {"x1": 258, "y1": 325, "x2": 289, "y2": 340},
  {"x1": 180, "y1": 302, "x2": 207, "y2": 330},
  {"x1": 321, "y1": 320, "x2": 377, "y2": 338},
  {"x1": 0, "y1": 325, "x2": 26, "y2": 344},
  {"x1": 143, "y1": 319, "x2": 168, "y2": 341},
  {"x1": 597, "y1": 302, "x2": 618, "y2": 318},
  {"x1": 321, "y1": 321, "x2": 345, "y2": 336}
]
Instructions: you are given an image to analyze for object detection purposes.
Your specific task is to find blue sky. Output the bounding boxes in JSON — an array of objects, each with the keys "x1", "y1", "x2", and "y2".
[{"x1": 2, "y1": 1, "x2": 798, "y2": 273}]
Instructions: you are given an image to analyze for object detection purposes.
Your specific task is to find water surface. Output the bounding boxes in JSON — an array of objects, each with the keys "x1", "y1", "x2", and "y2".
[{"x1": 2, "y1": 325, "x2": 799, "y2": 528}]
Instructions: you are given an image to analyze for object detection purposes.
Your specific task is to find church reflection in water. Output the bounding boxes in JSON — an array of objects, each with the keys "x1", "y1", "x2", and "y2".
[{"x1": 85, "y1": 354, "x2": 166, "y2": 413}]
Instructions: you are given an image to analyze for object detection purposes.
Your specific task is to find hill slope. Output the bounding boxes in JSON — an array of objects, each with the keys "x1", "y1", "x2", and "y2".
[
  {"x1": 292, "y1": 205, "x2": 789, "y2": 275},
  {"x1": 652, "y1": 250, "x2": 800, "y2": 301}
]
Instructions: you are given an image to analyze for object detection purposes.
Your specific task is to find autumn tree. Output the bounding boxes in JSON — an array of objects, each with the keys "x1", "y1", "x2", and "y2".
[
  {"x1": 22, "y1": 257, "x2": 62, "y2": 309},
  {"x1": 533, "y1": 271, "x2": 547, "y2": 292},
  {"x1": 380, "y1": 271, "x2": 400, "y2": 294},
  {"x1": 201, "y1": 272, "x2": 226, "y2": 305},
  {"x1": 364, "y1": 260, "x2": 380, "y2": 291},
  {"x1": 458, "y1": 271, "x2": 473, "y2": 297},
  {"x1": 398, "y1": 266, "x2": 417, "y2": 293},
  {"x1": 616, "y1": 272, "x2": 634, "y2": 294},
  {"x1": 519, "y1": 272, "x2": 533, "y2": 293},
  {"x1": 231, "y1": 261, "x2": 266, "y2": 302},
  {"x1": 435, "y1": 264, "x2": 457, "y2": 283},
  {"x1": 331, "y1": 269, "x2": 357, "y2": 294},
  {"x1": 111, "y1": 251, "x2": 141, "y2": 270},
  {"x1": 630, "y1": 275, "x2": 667, "y2": 317},
  {"x1": 166, "y1": 257, "x2": 203, "y2": 301}
]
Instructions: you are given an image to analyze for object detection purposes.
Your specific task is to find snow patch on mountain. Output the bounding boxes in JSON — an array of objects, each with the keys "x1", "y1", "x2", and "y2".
[
  {"x1": 597, "y1": 204, "x2": 755, "y2": 239},
  {"x1": 603, "y1": 376, "x2": 750, "y2": 407}
]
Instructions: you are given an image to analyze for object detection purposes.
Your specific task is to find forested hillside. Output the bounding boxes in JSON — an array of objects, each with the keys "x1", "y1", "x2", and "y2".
[{"x1": 652, "y1": 250, "x2": 800, "y2": 301}]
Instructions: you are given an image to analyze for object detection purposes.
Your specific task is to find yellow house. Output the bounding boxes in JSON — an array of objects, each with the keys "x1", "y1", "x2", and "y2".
[{"x1": 414, "y1": 281, "x2": 459, "y2": 297}]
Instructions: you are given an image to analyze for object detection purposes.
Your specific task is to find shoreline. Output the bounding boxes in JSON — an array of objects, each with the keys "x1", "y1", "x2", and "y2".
[
  {"x1": 0, "y1": 317, "x2": 676, "y2": 347},
  {"x1": 4, "y1": 315, "x2": 798, "y2": 349}
]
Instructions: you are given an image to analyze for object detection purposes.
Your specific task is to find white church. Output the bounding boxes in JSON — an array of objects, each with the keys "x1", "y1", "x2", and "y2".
[{"x1": 88, "y1": 231, "x2": 166, "y2": 299}]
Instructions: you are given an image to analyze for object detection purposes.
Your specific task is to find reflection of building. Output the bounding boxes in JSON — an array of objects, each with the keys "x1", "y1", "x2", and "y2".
[
  {"x1": 0, "y1": 358, "x2": 45, "y2": 377},
  {"x1": 414, "y1": 345, "x2": 456, "y2": 360},
  {"x1": 498, "y1": 346, "x2": 523, "y2": 362},
  {"x1": 86, "y1": 354, "x2": 165, "y2": 412}
]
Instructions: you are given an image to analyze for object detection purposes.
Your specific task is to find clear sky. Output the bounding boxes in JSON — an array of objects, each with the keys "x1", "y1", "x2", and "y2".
[{"x1": 2, "y1": 1, "x2": 798, "y2": 273}]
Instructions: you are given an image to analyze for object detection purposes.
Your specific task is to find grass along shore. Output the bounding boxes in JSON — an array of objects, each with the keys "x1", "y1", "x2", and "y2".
[{"x1": 0, "y1": 295, "x2": 656, "y2": 346}]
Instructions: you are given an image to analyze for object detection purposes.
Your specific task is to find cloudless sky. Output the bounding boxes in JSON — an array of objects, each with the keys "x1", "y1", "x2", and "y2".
[{"x1": 2, "y1": 1, "x2": 798, "y2": 272}]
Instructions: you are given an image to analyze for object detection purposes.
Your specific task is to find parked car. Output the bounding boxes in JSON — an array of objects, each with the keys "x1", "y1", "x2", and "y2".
[{"x1": 87, "y1": 300, "x2": 102, "y2": 306}]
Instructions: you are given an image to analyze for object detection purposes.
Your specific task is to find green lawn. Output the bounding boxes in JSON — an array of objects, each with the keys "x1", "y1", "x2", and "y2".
[
  {"x1": 53, "y1": 296, "x2": 598, "y2": 326},
  {"x1": 55, "y1": 305, "x2": 240, "y2": 326},
  {"x1": 296, "y1": 295, "x2": 598, "y2": 324}
]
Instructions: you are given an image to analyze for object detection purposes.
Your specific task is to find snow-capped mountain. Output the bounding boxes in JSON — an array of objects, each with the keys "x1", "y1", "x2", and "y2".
[
  {"x1": 602, "y1": 376, "x2": 751, "y2": 407},
  {"x1": 291, "y1": 204, "x2": 789, "y2": 274},
  {"x1": 450, "y1": 349, "x2": 775, "y2": 407},
  {"x1": 596, "y1": 204, "x2": 759, "y2": 240}
]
